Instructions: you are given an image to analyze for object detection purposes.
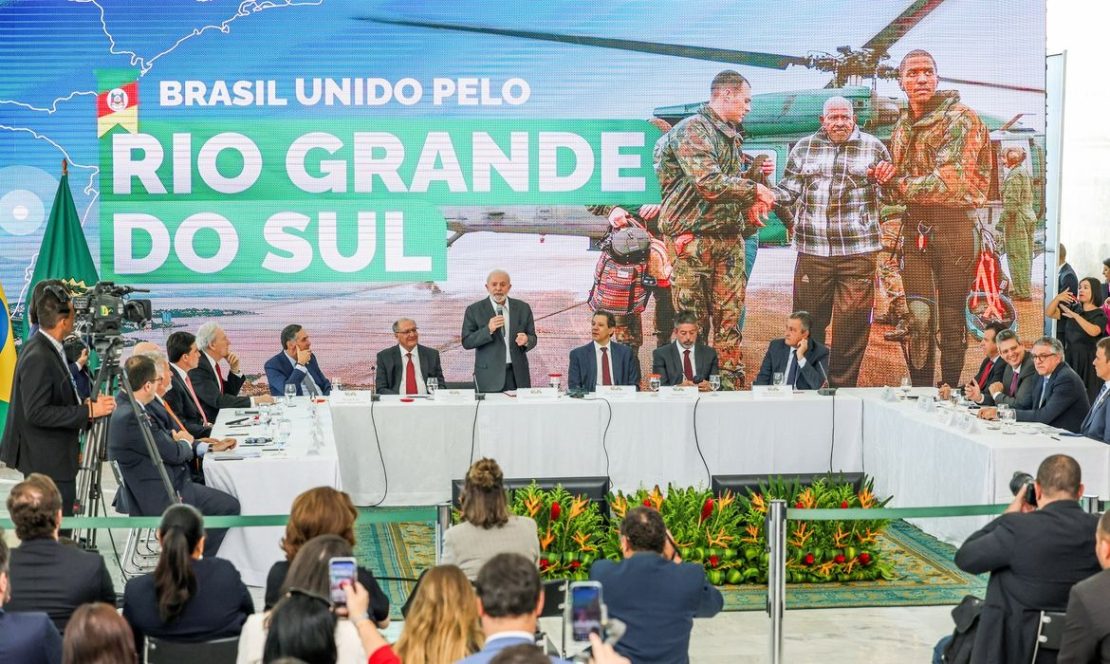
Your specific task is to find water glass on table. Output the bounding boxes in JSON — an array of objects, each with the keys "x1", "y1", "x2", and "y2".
[
  {"x1": 708, "y1": 374, "x2": 721, "y2": 393},
  {"x1": 426, "y1": 377, "x2": 438, "y2": 398},
  {"x1": 284, "y1": 383, "x2": 297, "y2": 403},
  {"x1": 648, "y1": 374, "x2": 661, "y2": 392},
  {"x1": 998, "y1": 405, "x2": 1017, "y2": 434}
]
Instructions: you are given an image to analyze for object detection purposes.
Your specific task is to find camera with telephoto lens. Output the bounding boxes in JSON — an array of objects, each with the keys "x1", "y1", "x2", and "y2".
[
  {"x1": 69, "y1": 281, "x2": 152, "y2": 339},
  {"x1": 1009, "y1": 471, "x2": 1037, "y2": 507}
]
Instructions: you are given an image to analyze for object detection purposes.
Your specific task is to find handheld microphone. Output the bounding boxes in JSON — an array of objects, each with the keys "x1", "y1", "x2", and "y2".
[{"x1": 495, "y1": 305, "x2": 504, "y2": 317}]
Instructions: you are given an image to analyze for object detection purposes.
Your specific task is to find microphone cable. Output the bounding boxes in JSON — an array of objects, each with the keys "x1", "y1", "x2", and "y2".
[
  {"x1": 595, "y1": 396, "x2": 614, "y2": 492},
  {"x1": 468, "y1": 396, "x2": 482, "y2": 467},
  {"x1": 368, "y1": 396, "x2": 389, "y2": 507},
  {"x1": 692, "y1": 396, "x2": 712, "y2": 485}
]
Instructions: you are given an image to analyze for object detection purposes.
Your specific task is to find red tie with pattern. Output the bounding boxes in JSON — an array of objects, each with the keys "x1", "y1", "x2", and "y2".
[
  {"x1": 601, "y1": 347, "x2": 612, "y2": 386},
  {"x1": 405, "y1": 352, "x2": 418, "y2": 395},
  {"x1": 683, "y1": 349, "x2": 695, "y2": 382},
  {"x1": 976, "y1": 360, "x2": 992, "y2": 389},
  {"x1": 215, "y1": 360, "x2": 225, "y2": 391},
  {"x1": 184, "y1": 374, "x2": 210, "y2": 426},
  {"x1": 1009, "y1": 370, "x2": 1020, "y2": 396}
]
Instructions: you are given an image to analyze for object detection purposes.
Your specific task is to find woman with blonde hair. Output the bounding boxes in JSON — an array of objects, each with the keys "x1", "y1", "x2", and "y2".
[
  {"x1": 392, "y1": 565, "x2": 482, "y2": 663},
  {"x1": 441, "y1": 458, "x2": 540, "y2": 580}
]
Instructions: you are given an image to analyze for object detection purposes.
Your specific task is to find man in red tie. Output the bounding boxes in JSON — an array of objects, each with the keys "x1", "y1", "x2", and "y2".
[
  {"x1": 568, "y1": 312, "x2": 641, "y2": 392},
  {"x1": 164, "y1": 331, "x2": 216, "y2": 438},
  {"x1": 187, "y1": 323, "x2": 271, "y2": 424},
  {"x1": 651, "y1": 311, "x2": 720, "y2": 390},
  {"x1": 374, "y1": 318, "x2": 447, "y2": 395},
  {"x1": 939, "y1": 321, "x2": 1008, "y2": 401}
]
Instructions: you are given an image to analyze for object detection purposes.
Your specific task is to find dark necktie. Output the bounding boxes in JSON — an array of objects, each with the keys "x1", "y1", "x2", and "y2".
[
  {"x1": 1040, "y1": 378, "x2": 1050, "y2": 408},
  {"x1": 405, "y1": 352, "x2": 418, "y2": 395},
  {"x1": 786, "y1": 350, "x2": 799, "y2": 387},
  {"x1": 977, "y1": 360, "x2": 992, "y2": 389},
  {"x1": 601, "y1": 347, "x2": 612, "y2": 386},
  {"x1": 1008, "y1": 370, "x2": 1020, "y2": 396},
  {"x1": 683, "y1": 349, "x2": 694, "y2": 382}
]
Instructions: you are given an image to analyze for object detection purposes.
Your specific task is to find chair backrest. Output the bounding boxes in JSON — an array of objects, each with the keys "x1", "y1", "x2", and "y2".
[
  {"x1": 110, "y1": 460, "x2": 140, "y2": 515},
  {"x1": 146, "y1": 636, "x2": 238, "y2": 664},
  {"x1": 540, "y1": 578, "x2": 566, "y2": 618},
  {"x1": 1032, "y1": 610, "x2": 1068, "y2": 662}
]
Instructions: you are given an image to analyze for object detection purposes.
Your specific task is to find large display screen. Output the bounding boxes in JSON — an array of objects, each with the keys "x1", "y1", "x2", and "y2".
[{"x1": 0, "y1": 0, "x2": 1046, "y2": 389}]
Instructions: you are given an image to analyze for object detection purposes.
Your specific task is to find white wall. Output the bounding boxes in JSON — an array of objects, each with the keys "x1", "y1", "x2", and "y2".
[{"x1": 1049, "y1": 0, "x2": 1110, "y2": 281}]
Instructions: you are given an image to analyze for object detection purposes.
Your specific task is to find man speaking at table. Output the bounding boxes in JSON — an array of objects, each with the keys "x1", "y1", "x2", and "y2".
[
  {"x1": 461, "y1": 270, "x2": 537, "y2": 392},
  {"x1": 753, "y1": 311, "x2": 829, "y2": 390},
  {"x1": 980, "y1": 337, "x2": 1089, "y2": 433},
  {"x1": 376, "y1": 318, "x2": 446, "y2": 395},
  {"x1": 652, "y1": 311, "x2": 718, "y2": 389},
  {"x1": 568, "y1": 312, "x2": 640, "y2": 392},
  {"x1": 265, "y1": 324, "x2": 332, "y2": 397}
]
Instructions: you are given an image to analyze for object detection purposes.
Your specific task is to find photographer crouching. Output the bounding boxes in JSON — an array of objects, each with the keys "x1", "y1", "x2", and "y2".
[{"x1": 935, "y1": 454, "x2": 1100, "y2": 663}]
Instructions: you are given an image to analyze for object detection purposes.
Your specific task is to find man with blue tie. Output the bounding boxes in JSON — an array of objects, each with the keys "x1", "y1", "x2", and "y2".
[
  {"x1": 1080, "y1": 338, "x2": 1110, "y2": 443},
  {"x1": 568, "y1": 312, "x2": 641, "y2": 392},
  {"x1": 981, "y1": 337, "x2": 1090, "y2": 432},
  {"x1": 264, "y1": 324, "x2": 332, "y2": 397},
  {"x1": 753, "y1": 311, "x2": 830, "y2": 389}
]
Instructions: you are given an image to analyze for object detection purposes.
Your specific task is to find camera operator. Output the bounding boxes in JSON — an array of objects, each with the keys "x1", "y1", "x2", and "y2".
[
  {"x1": 0, "y1": 280, "x2": 115, "y2": 517},
  {"x1": 935, "y1": 454, "x2": 1100, "y2": 663}
]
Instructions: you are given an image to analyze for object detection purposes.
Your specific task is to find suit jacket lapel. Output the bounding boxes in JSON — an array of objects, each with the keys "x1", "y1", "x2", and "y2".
[{"x1": 40, "y1": 335, "x2": 76, "y2": 404}]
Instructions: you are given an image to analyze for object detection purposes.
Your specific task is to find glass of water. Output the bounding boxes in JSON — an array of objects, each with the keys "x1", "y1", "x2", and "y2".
[
  {"x1": 332, "y1": 379, "x2": 343, "y2": 396},
  {"x1": 426, "y1": 377, "x2": 438, "y2": 398},
  {"x1": 284, "y1": 383, "x2": 297, "y2": 403},
  {"x1": 999, "y1": 405, "x2": 1016, "y2": 433},
  {"x1": 277, "y1": 418, "x2": 292, "y2": 444},
  {"x1": 649, "y1": 375, "x2": 661, "y2": 392},
  {"x1": 900, "y1": 375, "x2": 912, "y2": 395},
  {"x1": 773, "y1": 372, "x2": 785, "y2": 387},
  {"x1": 708, "y1": 374, "x2": 721, "y2": 392}
]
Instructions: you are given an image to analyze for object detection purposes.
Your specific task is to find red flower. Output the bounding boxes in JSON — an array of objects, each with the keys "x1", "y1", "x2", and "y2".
[
  {"x1": 794, "y1": 502, "x2": 805, "y2": 509},
  {"x1": 700, "y1": 498, "x2": 714, "y2": 523},
  {"x1": 834, "y1": 554, "x2": 846, "y2": 564},
  {"x1": 570, "y1": 560, "x2": 582, "y2": 570},
  {"x1": 643, "y1": 499, "x2": 653, "y2": 507},
  {"x1": 803, "y1": 553, "x2": 815, "y2": 565},
  {"x1": 708, "y1": 555, "x2": 720, "y2": 568},
  {"x1": 539, "y1": 559, "x2": 550, "y2": 570},
  {"x1": 858, "y1": 552, "x2": 872, "y2": 565},
  {"x1": 840, "y1": 501, "x2": 849, "y2": 509},
  {"x1": 550, "y1": 502, "x2": 561, "y2": 521}
]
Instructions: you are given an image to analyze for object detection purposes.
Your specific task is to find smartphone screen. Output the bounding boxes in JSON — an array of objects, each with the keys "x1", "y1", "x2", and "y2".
[
  {"x1": 328, "y1": 557, "x2": 357, "y2": 605},
  {"x1": 570, "y1": 582, "x2": 604, "y2": 642}
]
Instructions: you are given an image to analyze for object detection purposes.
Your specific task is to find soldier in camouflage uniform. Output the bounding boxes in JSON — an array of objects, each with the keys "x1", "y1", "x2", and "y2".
[
  {"x1": 654, "y1": 70, "x2": 775, "y2": 390},
  {"x1": 1000, "y1": 147, "x2": 1037, "y2": 301},
  {"x1": 876, "y1": 207, "x2": 908, "y2": 328},
  {"x1": 890, "y1": 50, "x2": 992, "y2": 387}
]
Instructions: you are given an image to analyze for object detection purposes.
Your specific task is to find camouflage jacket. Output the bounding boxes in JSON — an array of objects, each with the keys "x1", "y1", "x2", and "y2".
[
  {"x1": 654, "y1": 104, "x2": 756, "y2": 236},
  {"x1": 1000, "y1": 167, "x2": 1036, "y2": 224},
  {"x1": 890, "y1": 91, "x2": 991, "y2": 210}
]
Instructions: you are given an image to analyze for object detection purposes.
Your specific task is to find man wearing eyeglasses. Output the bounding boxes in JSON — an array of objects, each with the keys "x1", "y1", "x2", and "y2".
[
  {"x1": 375, "y1": 318, "x2": 446, "y2": 396},
  {"x1": 265, "y1": 324, "x2": 332, "y2": 397},
  {"x1": 980, "y1": 337, "x2": 1090, "y2": 433}
]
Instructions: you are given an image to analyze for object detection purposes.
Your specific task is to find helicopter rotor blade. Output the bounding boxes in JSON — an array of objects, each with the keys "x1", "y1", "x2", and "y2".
[
  {"x1": 361, "y1": 16, "x2": 810, "y2": 71},
  {"x1": 862, "y1": 0, "x2": 947, "y2": 56},
  {"x1": 938, "y1": 76, "x2": 1044, "y2": 94}
]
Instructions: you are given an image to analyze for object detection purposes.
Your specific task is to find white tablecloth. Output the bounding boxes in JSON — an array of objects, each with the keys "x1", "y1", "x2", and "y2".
[
  {"x1": 205, "y1": 399, "x2": 341, "y2": 586},
  {"x1": 329, "y1": 391, "x2": 863, "y2": 506}
]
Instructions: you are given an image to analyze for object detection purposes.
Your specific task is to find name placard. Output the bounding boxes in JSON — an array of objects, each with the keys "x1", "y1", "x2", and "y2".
[
  {"x1": 752, "y1": 385, "x2": 794, "y2": 400},
  {"x1": 659, "y1": 385, "x2": 699, "y2": 400},
  {"x1": 593, "y1": 385, "x2": 637, "y2": 401},
  {"x1": 517, "y1": 387, "x2": 560, "y2": 401},
  {"x1": 435, "y1": 389, "x2": 476, "y2": 403}
]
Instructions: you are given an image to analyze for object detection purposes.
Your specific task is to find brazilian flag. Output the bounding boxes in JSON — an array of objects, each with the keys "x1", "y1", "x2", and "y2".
[{"x1": 0, "y1": 281, "x2": 16, "y2": 440}]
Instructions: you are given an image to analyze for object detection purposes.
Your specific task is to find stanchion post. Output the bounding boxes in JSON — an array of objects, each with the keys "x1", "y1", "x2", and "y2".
[
  {"x1": 766, "y1": 499, "x2": 787, "y2": 664},
  {"x1": 1081, "y1": 494, "x2": 1101, "y2": 514},
  {"x1": 435, "y1": 502, "x2": 452, "y2": 560}
]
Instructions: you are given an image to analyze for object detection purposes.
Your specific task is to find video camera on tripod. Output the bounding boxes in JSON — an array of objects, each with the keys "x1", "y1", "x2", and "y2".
[{"x1": 70, "y1": 281, "x2": 153, "y2": 344}]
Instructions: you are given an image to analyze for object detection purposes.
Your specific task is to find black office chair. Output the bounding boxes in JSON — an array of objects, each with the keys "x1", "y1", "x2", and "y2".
[
  {"x1": 1031, "y1": 610, "x2": 1068, "y2": 662},
  {"x1": 537, "y1": 578, "x2": 567, "y2": 656},
  {"x1": 146, "y1": 636, "x2": 238, "y2": 664}
]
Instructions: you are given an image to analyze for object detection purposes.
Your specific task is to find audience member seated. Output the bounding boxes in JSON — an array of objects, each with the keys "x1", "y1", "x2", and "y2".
[
  {"x1": 1080, "y1": 337, "x2": 1110, "y2": 444},
  {"x1": 568, "y1": 312, "x2": 641, "y2": 392},
  {"x1": 164, "y1": 331, "x2": 214, "y2": 438},
  {"x1": 62, "y1": 603, "x2": 138, "y2": 664},
  {"x1": 441, "y1": 458, "x2": 540, "y2": 581},
  {"x1": 935, "y1": 454, "x2": 1100, "y2": 663},
  {"x1": 189, "y1": 322, "x2": 272, "y2": 423},
  {"x1": 123, "y1": 505, "x2": 253, "y2": 653},
  {"x1": 939, "y1": 321, "x2": 1008, "y2": 402},
  {"x1": 375, "y1": 318, "x2": 446, "y2": 396},
  {"x1": 651, "y1": 311, "x2": 719, "y2": 389},
  {"x1": 1058, "y1": 510, "x2": 1110, "y2": 663},
  {"x1": 966, "y1": 329, "x2": 1036, "y2": 408},
  {"x1": 265, "y1": 324, "x2": 333, "y2": 397},
  {"x1": 346, "y1": 582, "x2": 401, "y2": 664},
  {"x1": 263, "y1": 486, "x2": 390, "y2": 623},
  {"x1": 754, "y1": 311, "x2": 829, "y2": 389},
  {"x1": 0, "y1": 528, "x2": 62, "y2": 664},
  {"x1": 241, "y1": 535, "x2": 367, "y2": 664},
  {"x1": 590, "y1": 506, "x2": 723, "y2": 664},
  {"x1": 261, "y1": 589, "x2": 339, "y2": 664},
  {"x1": 979, "y1": 337, "x2": 1090, "y2": 433},
  {"x1": 392, "y1": 565, "x2": 482, "y2": 663},
  {"x1": 488, "y1": 636, "x2": 630, "y2": 664},
  {"x1": 4, "y1": 474, "x2": 115, "y2": 632},
  {"x1": 457, "y1": 552, "x2": 571, "y2": 664},
  {"x1": 108, "y1": 354, "x2": 241, "y2": 556}
]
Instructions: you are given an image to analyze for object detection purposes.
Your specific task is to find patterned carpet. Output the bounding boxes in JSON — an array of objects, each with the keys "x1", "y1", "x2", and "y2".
[{"x1": 354, "y1": 518, "x2": 984, "y2": 618}]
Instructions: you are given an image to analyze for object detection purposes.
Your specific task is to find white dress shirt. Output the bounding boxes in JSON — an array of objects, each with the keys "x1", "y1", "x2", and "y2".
[
  {"x1": 490, "y1": 296, "x2": 511, "y2": 364},
  {"x1": 594, "y1": 340, "x2": 616, "y2": 387},
  {"x1": 283, "y1": 351, "x2": 322, "y2": 396},
  {"x1": 397, "y1": 344, "x2": 427, "y2": 395}
]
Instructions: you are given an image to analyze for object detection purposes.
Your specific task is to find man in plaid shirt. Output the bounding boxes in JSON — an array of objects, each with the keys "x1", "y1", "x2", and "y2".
[{"x1": 773, "y1": 96, "x2": 894, "y2": 387}]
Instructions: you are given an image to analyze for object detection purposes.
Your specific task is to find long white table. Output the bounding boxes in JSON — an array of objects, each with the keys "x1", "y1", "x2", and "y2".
[
  {"x1": 329, "y1": 391, "x2": 864, "y2": 506},
  {"x1": 205, "y1": 399, "x2": 341, "y2": 586}
]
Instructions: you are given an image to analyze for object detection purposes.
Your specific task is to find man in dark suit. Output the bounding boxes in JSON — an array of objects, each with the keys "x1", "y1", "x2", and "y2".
[
  {"x1": 590, "y1": 506, "x2": 723, "y2": 664},
  {"x1": 264, "y1": 324, "x2": 332, "y2": 397},
  {"x1": 461, "y1": 270, "x2": 537, "y2": 392},
  {"x1": 966, "y1": 329, "x2": 1037, "y2": 409},
  {"x1": 108, "y1": 355, "x2": 240, "y2": 557},
  {"x1": 945, "y1": 454, "x2": 1100, "y2": 664},
  {"x1": 0, "y1": 535, "x2": 61, "y2": 664},
  {"x1": 189, "y1": 322, "x2": 271, "y2": 423},
  {"x1": 754, "y1": 311, "x2": 830, "y2": 389},
  {"x1": 1057, "y1": 244, "x2": 1080, "y2": 348},
  {"x1": 652, "y1": 310, "x2": 719, "y2": 389},
  {"x1": 457, "y1": 553, "x2": 570, "y2": 664},
  {"x1": 1080, "y1": 338, "x2": 1110, "y2": 444},
  {"x1": 4, "y1": 474, "x2": 115, "y2": 632},
  {"x1": 1058, "y1": 510, "x2": 1110, "y2": 663},
  {"x1": 982, "y1": 337, "x2": 1090, "y2": 433},
  {"x1": 940, "y1": 322, "x2": 1008, "y2": 402},
  {"x1": 375, "y1": 318, "x2": 446, "y2": 395},
  {"x1": 0, "y1": 280, "x2": 115, "y2": 516},
  {"x1": 568, "y1": 312, "x2": 640, "y2": 392},
  {"x1": 164, "y1": 331, "x2": 213, "y2": 438}
]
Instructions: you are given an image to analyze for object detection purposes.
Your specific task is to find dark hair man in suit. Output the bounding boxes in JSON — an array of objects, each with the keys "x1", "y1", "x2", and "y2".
[
  {"x1": 264, "y1": 324, "x2": 333, "y2": 397},
  {"x1": 4, "y1": 474, "x2": 115, "y2": 632},
  {"x1": 1058, "y1": 509, "x2": 1110, "y2": 662},
  {"x1": 651, "y1": 311, "x2": 719, "y2": 390},
  {"x1": 0, "y1": 528, "x2": 62, "y2": 664},
  {"x1": 980, "y1": 337, "x2": 1090, "y2": 433},
  {"x1": 967, "y1": 329, "x2": 1037, "y2": 409},
  {"x1": 589, "y1": 507, "x2": 723, "y2": 664},
  {"x1": 940, "y1": 321, "x2": 1009, "y2": 402},
  {"x1": 568, "y1": 312, "x2": 640, "y2": 392},
  {"x1": 1079, "y1": 337, "x2": 1110, "y2": 443},
  {"x1": 753, "y1": 310, "x2": 830, "y2": 389},
  {"x1": 375, "y1": 318, "x2": 446, "y2": 396}
]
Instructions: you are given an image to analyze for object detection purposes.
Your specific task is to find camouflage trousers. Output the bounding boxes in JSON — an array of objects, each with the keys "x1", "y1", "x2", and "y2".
[
  {"x1": 878, "y1": 216, "x2": 907, "y2": 316},
  {"x1": 668, "y1": 236, "x2": 746, "y2": 389},
  {"x1": 613, "y1": 286, "x2": 675, "y2": 350},
  {"x1": 1001, "y1": 215, "x2": 1035, "y2": 299}
]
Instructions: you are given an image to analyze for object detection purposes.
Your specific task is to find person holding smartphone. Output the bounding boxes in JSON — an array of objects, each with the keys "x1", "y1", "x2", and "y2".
[{"x1": 589, "y1": 506, "x2": 722, "y2": 664}]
